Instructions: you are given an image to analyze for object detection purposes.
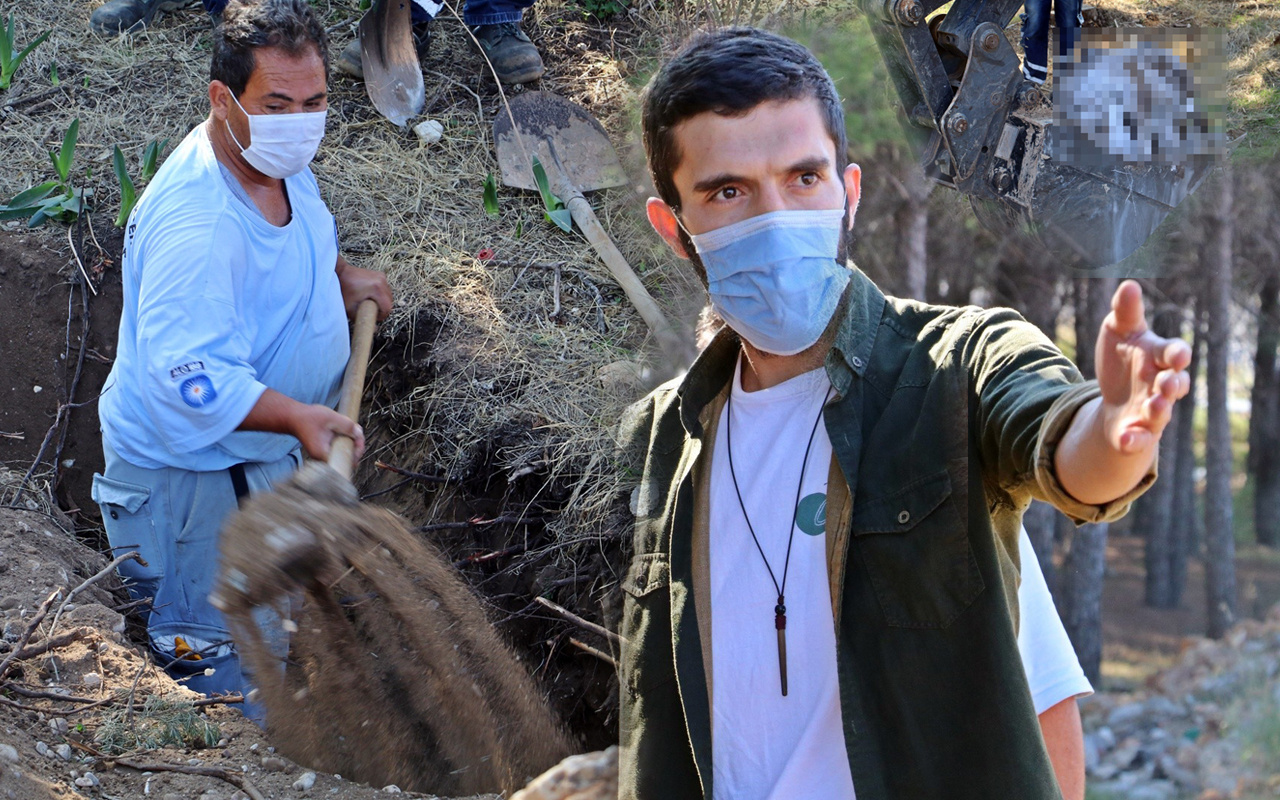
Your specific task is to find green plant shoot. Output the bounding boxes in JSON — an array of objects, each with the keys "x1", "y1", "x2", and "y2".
[
  {"x1": 113, "y1": 146, "x2": 137, "y2": 227},
  {"x1": 531, "y1": 155, "x2": 572, "y2": 233},
  {"x1": 141, "y1": 139, "x2": 167, "y2": 181},
  {"x1": 0, "y1": 15, "x2": 51, "y2": 90},
  {"x1": 483, "y1": 172, "x2": 500, "y2": 218},
  {"x1": 49, "y1": 118, "x2": 78, "y2": 184},
  {"x1": 49, "y1": 60, "x2": 57, "y2": 86}
]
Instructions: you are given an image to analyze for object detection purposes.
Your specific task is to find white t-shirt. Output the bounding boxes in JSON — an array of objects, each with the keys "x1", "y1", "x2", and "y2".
[
  {"x1": 708, "y1": 359, "x2": 1091, "y2": 800},
  {"x1": 100, "y1": 123, "x2": 349, "y2": 471}
]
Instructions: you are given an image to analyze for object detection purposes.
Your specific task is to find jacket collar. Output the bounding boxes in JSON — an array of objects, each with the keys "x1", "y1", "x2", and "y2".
[{"x1": 675, "y1": 266, "x2": 887, "y2": 435}]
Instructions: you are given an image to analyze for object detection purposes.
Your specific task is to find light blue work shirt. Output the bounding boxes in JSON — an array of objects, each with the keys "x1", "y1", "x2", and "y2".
[{"x1": 101, "y1": 122, "x2": 349, "y2": 470}]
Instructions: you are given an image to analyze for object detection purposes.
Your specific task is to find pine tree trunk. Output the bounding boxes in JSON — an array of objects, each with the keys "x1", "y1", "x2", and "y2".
[
  {"x1": 1024, "y1": 499, "x2": 1058, "y2": 599},
  {"x1": 1252, "y1": 271, "x2": 1280, "y2": 547},
  {"x1": 1168, "y1": 308, "x2": 1201, "y2": 607},
  {"x1": 1057, "y1": 275, "x2": 1116, "y2": 681},
  {"x1": 897, "y1": 166, "x2": 931, "y2": 301},
  {"x1": 1143, "y1": 305, "x2": 1183, "y2": 607},
  {"x1": 1204, "y1": 171, "x2": 1239, "y2": 639}
]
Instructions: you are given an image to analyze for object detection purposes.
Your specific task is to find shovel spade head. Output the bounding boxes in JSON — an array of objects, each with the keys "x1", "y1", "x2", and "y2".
[
  {"x1": 494, "y1": 91, "x2": 627, "y2": 193},
  {"x1": 359, "y1": 0, "x2": 425, "y2": 128}
]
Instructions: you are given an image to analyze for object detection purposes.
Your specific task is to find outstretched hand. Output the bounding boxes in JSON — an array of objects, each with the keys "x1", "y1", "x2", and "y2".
[{"x1": 1095, "y1": 280, "x2": 1192, "y2": 455}]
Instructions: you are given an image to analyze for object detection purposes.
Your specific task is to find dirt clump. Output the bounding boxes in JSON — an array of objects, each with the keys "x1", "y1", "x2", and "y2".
[{"x1": 217, "y1": 464, "x2": 575, "y2": 796}]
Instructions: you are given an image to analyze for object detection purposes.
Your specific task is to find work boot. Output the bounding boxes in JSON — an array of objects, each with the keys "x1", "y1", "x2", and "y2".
[
  {"x1": 471, "y1": 22, "x2": 544, "y2": 84},
  {"x1": 336, "y1": 21, "x2": 431, "y2": 80},
  {"x1": 89, "y1": 0, "x2": 196, "y2": 35}
]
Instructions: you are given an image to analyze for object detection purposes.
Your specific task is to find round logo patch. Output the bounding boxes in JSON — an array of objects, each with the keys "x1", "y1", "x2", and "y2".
[
  {"x1": 179, "y1": 375, "x2": 217, "y2": 408},
  {"x1": 795, "y1": 492, "x2": 827, "y2": 536}
]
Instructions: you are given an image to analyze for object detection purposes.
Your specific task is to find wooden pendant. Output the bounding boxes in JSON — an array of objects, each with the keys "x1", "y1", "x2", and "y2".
[{"x1": 775, "y1": 601, "x2": 788, "y2": 696}]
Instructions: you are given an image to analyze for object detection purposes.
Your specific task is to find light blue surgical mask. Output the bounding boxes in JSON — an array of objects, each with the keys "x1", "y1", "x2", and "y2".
[{"x1": 688, "y1": 207, "x2": 851, "y2": 356}]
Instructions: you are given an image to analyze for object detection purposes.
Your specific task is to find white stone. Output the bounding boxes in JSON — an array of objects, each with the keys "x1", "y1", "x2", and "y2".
[
  {"x1": 0, "y1": 743, "x2": 18, "y2": 763},
  {"x1": 35, "y1": 742, "x2": 50, "y2": 758},
  {"x1": 82, "y1": 672, "x2": 102, "y2": 688},
  {"x1": 55, "y1": 743, "x2": 72, "y2": 761},
  {"x1": 293, "y1": 771, "x2": 317, "y2": 791},
  {"x1": 382, "y1": 787, "x2": 402, "y2": 794},
  {"x1": 413, "y1": 119, "x2": 444, "y2": 145}
]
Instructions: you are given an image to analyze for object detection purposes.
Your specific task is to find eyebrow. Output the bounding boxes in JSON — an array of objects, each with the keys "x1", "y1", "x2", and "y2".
[
  {"x1": 263, "y1": 90, "x2": 327, "y2": 103},
  {"x1": 690, "y1": 155, "x2": 832, "y2": 194}
]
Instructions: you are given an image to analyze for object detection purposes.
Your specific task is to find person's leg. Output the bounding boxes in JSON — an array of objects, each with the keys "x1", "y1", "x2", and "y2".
[
  {"x1": 464, "y1": 0, "x2": 543, "y2": 84},
  {"x1": 89, "y1": 0, "x2": 198, "y2": 35},
  {"x1": 1020, "y1": 0, "x2": 1051, "y2": 84},
  {"x1": 1054, "y1": 0, "x2": 1083, "y2": 60},
  {"x1": 336, "y1": 1, "x2": 433, "y2": 80}
]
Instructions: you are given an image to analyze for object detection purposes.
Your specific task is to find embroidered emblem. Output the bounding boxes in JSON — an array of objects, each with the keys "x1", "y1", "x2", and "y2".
[
  {"x1": 169, "y1": 360, "x2": 206, "y2": 380},
  {"x1": 794, "y1": 492, "x2": 827, "y2": 536},
  {"x1": 180, "y1": 375, "x2": 217, "y2": 408}
]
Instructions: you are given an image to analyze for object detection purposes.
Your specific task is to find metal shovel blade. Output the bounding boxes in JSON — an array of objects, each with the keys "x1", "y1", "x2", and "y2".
[
  {"x1": 493, "y1": 91, "x2": 628, "y2": 193},
  {"x1": 358, "y1": 0, "x2": 425, "y2": 128}
]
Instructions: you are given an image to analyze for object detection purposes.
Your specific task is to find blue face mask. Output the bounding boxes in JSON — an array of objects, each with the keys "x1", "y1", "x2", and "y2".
[{"x1": 688, "y1": 207, "x2": 851, "y2": 356}]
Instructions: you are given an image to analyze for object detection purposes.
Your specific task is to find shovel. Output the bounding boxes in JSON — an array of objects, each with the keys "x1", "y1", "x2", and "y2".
[
  {"x1": 493, "y1": 91, "x2": 687, "y2": 366},
  {"x1": 358, "y1": 0, "x2": 425, "y2": 127}
]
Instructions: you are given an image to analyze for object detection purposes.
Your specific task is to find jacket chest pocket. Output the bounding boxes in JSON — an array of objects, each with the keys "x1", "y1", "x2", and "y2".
[
  {"x1": 619, "y1": 552, "x2": 676, "y2": 698},
  {"x1": 850, "y1": 469, "x2": 984, "y2": 628}
]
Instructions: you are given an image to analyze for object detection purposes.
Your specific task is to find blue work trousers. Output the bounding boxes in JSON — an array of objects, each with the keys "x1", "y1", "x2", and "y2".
[
  {"x1": 1020, "y1": 0, "x2": 1083, "y2": 84},
  {"x1": 202, "y1": 0, "x2": 535, "y2": 27},
  {"x1": 92, "y1": 441, "x2": 297, "y2": 720}
]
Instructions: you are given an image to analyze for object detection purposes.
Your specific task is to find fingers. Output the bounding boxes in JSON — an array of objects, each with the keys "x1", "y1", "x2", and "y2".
[
  {"x1": 1154, "y1": 337, "x2": 1192, "y2": 371},
  {"x1": 1107, "y1": 279, "x2": 1148, "y2": 337}
]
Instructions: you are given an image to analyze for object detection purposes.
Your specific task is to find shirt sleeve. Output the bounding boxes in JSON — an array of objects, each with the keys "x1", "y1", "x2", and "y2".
[
  {"x1": 1016, "y1": 526, "x2": 1093, "y2": 714},
  {"x1": 965, "y1": 307, "x2": 1156, "y2": 523},
  {"x1": 129, "y1": 204, "x2": 268, "y2": 455}
]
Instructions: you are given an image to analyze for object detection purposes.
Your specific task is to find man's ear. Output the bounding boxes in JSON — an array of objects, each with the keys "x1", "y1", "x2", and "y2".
[
  {"x1": 209, "y1": 80, "x2": 232, "y2": 123},
  {"x1": 843, "y1": 163, "x2": 863, "y2": 231},
  {"x1": 646, "y1": 197, "x2": 692, "y2": 260}
]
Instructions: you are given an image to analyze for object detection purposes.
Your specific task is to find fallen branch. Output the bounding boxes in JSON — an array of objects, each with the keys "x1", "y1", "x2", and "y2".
[
  {"x1": 2, "y1": 684, "x2": 99, "y2": 703},
  {"x1": 534, "y1": 596, "x2": 623, "y2": 647},
  {"x1": 0, "y1": 430, "x2": 23, "y2": 440},
  {"x1": 453, "y1": 544, "x2": 527, "y2": 568},
  {"x1": 8, "y1": 627, "x2": 95, "y2": 663},
  {"x1": 106, "y1": 757, "x2": 267, "y2": 800},
  {"x1": 48, "y1": 551, "x2": 145, "y2": 634},
  {"x1": 374, "y1": 460, "x2": 451, "y2": 483},
  {"x1": 192, "y1": 693, "x2": 244, "y2": 708},
  {"x1": 421, "y1": 513, "x2": 548, "y2": 533},
  {"x1": 569, "y1": 638, "x2": 618, "y2": 669},
  {"x1": 0, "y1": 588, "x2": 64, "y2": 679}
]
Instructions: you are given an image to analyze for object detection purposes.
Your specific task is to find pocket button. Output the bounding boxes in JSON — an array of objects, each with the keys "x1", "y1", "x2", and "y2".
[
  {"x1": 110, "y1": 509, "x2": 119, "y2": 519},
  {"x1": 897, "y1": 510, "x2": 910, "y2": 525}
]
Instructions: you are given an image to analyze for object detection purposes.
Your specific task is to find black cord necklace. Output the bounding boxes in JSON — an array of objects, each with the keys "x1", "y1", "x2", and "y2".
[{"x1": 724, "y1": 379, "x2": 833, "y2": 697}]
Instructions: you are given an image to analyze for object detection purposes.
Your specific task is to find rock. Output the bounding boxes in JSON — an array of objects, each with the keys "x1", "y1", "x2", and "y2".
[
  {"x1": 1107, "y1": 703, "x2": 1146, "y2": 733},
  {"x1": 82, "y1": 672, "x2": 102, "y2": 688},
  {"x1": 382, "y1": 787, "x2": 402, "y2": 794},
  {"x1": 0, "y1": 744, "x2": 18, "y2": 763},
  {"x1": 74, "y1": 772, "x2": 99, "y2": 788},
  {"x1": 49, "y1": 717, "x2": 68, "y2": 735},
  {"x1": 413, "y1": 119, "x2": 444, "y2": 145},
  {"x1": 292, "y1": 771, "x2": 316, "y2": 791},
  {"x1": 0, "y1": 597, "x2": 17, "y2": 610},
  {"x1": 260, "y1": 756, "x2": 288, "y2": 772},
  {"x1": 65, "y1": 604, "x2": 127, "y2": 636},
  {"x1": 1124, "y1": 781, "x2": 1179, "y2": 800},
  {"x1": 34, "y1": 742, "x2": 49, "y2": 758},
  {"x1": 54, "y1": 743, "x2": 72, "y2": 762},
  {"x1": 512, "y1": 746, "x2": 618, "y2": 800}
]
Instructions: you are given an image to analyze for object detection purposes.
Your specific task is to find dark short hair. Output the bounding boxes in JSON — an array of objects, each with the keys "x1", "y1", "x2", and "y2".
[
  {"x1": 211, "y1": 0, "x2": 329, "y2": 96},
  {"x1": 640, "y1": 27, "x2": 849, "y2": 214}
]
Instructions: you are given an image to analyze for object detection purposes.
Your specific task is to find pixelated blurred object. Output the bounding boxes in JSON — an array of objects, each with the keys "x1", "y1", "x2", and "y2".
[{"x1": 859, "y1": 1, "x2": 1226, "y2": 269}]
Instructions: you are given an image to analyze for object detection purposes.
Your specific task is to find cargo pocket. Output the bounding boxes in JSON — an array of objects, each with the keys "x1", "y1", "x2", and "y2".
[
  {"x1": 851, "y1": 469, "x2": 984, "y2": 628},
  {"x1": 92, "y1": 473, "x2": 164, "y2": 603},
  {"x1": 619, "y1": 552, "x2": 675, "y2": 698}
]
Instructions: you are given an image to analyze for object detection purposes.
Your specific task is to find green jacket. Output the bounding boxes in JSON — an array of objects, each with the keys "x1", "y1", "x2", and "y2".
[{"x1": 616, "y1": 270, "x2": 1152, "y2": 800}]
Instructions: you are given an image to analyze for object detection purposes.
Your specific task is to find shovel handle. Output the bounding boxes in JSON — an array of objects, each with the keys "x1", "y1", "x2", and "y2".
[
  {"x1": 552, "y1": 175, "x2": 686, "y2": 365},
  {"x1": 329, "y1": 299, "x2": 379, "y2": 479}
]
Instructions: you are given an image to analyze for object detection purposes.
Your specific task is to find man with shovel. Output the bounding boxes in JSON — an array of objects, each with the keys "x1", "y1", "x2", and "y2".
[
  {"x1": 92, "y1": 0, "x2": 391, "y2": 713},
  {"x1": 618, "y1": 27, "x2": 1191, "y2": 800}
]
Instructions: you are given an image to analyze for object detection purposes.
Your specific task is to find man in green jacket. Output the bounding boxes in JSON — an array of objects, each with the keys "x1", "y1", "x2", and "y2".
[{"x1": 617, "y1": 27, "x2": 1191, "y2": 800}]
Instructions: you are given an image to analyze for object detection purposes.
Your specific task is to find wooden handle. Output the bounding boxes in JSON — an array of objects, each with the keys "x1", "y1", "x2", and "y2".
[
  {"x1": 329, "y1": 299, "x2": 379, "y2": 479},
  {"x1": 552, "y1": 173, "x2": 686, "y2": 366}
]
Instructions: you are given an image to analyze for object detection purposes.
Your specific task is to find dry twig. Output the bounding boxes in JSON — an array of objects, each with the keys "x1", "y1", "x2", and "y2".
[
  {"x1": 0, "y1": 588, "x2": 64, "y2": 680},
  {"x1": 49, "y1": 551, "x2": 145, "y2": 633},
  {"x1": 534, "y1": 596, "x2": 623, "y2": 647}
]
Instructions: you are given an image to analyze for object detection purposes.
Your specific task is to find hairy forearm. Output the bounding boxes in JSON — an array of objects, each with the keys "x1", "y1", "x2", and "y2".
[
  {"x1": 1039, "y1": 698, "x2": 1086, "y2": 800},
  {"x1": 237, "y1": 388, "x2": 303, "y2": 436},
  {"x1": 1054, "y1": 397, "x2": 1156, "y2": 505}
]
